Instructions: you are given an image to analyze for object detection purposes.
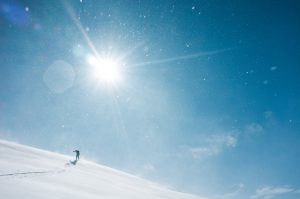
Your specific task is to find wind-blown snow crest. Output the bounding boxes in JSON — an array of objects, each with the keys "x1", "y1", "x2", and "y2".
[{"x1": 0, "y1": 140, "x2": 208, "y2": 199}]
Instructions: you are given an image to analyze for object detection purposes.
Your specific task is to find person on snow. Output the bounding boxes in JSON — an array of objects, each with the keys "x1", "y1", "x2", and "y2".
[{"x1": 73, "y1": 150, "x2": 80, "y2": 161}]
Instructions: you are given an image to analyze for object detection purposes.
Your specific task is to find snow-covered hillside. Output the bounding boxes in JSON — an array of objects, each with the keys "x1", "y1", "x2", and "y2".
[{"x1": 0, "y1": 140, "x2": 207, "y2": 199}]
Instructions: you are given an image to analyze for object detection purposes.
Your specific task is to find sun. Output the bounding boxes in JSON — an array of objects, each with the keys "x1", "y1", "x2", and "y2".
[{"x1": 87, "y1": 55, "x2": 122, "y2": 85}]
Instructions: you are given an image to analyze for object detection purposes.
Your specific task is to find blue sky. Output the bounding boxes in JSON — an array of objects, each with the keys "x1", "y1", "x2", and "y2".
[{"x1": 0, "y1": 0, "x2": 300, "y2": 198}]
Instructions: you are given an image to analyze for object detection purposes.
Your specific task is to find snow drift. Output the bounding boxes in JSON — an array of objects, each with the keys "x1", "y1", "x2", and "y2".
[{"x1": 0, "y1": 140, "x2": 207, "y2": 199}]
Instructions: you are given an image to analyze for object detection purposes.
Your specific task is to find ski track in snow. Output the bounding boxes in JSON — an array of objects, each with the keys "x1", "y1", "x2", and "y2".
[{"x1": 0, "y1": 169, "x2": 66, "y2": 177}]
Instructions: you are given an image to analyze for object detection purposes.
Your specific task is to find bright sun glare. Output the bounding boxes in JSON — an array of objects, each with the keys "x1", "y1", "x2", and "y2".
[{"x1": 87, "y1": 55, "x2": 122, "y2": 84}]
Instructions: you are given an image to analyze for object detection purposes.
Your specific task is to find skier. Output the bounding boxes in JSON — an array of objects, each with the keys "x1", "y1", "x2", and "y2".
[{"x1": 73, "y1": 150, "x2": 80, "y2": 161}]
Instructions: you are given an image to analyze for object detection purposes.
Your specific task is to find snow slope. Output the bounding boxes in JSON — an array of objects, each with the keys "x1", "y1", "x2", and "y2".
[{"x1": 0, "y1": 140, "x2": 208, "y2": 199}]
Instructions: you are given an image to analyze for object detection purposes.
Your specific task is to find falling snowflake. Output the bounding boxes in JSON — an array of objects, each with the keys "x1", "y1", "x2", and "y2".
[{"x1": 270, "y1": 66, "x2": 277, "y2": 71}]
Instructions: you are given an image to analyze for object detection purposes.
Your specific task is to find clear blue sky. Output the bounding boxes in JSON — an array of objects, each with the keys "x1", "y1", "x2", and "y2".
[{"x1": 1, "y1": 0, "x2": 300, "y2": 198}]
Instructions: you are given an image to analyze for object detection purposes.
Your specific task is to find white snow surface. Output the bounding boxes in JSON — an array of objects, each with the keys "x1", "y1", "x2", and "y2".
[{"x1": 0, "y1": 140, "x2": 207, "y2": 199}]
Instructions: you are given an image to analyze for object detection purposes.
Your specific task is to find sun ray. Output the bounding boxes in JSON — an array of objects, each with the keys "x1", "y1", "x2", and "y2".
[
  {"x1": 63, "y1": 1, "x2": 100, "y2": 59},
  {"x1": 129, "y1": 47, "x2": 236, "y2": 68}
]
